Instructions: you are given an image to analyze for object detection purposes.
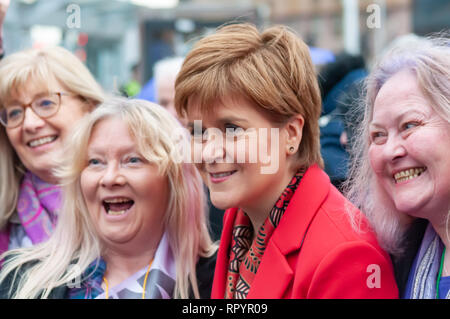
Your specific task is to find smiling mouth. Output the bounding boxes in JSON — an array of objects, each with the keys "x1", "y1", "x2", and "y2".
[
  {"x1": 210, "y1": 171, "x2": 237, "y2": 178},
  {"x1": 27, "y1": 135, "x2": 58, "y2": 148},
  {"x1": 393, "y1": 167, "x2": 426, "y2": 184},
  {"x1": 103, "y1": 197, "x2": 135, "y2": 216}
]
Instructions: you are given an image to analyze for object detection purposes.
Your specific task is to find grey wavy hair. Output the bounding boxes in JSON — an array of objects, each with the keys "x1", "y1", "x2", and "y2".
[{"x1": 343, "y1": 32, "x2": 450, "y2": 255}]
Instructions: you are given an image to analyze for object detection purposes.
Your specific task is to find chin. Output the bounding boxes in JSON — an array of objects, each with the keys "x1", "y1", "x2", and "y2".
[
  {"x1": 394, "y1": 199, "x2": 428, "y2": 219},
  {"x1": 103, "y1": 234, "x2": 134, "y2": 246},
  {"x1": 210, "y1": 194, "x2": 234, "y2": 211},
  {"x1": 211, "y1": 200, "x2": 232, "y2": 211}
]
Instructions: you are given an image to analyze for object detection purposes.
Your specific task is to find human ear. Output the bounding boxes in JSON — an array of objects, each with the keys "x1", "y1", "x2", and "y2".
[{"x1": 283, "y1": 114, "x2": 304, "y2": 155}]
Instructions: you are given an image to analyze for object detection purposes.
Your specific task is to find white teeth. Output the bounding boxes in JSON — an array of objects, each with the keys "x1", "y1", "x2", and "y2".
[
  {"x1": 107, "y1": 210, "x2": 126, "y2": 216},
  {"x1": 211, "y1": 171, "x2": 234, "y2": 178},
  {"x1": 394, "y1": 168, "x2": 425, "y2": 183},
  {"x1": 28, "y1": 136, "x2": 57, "y2": 147},
  {"x1": 104, "y1": 198, "x2": 131, "y2": 204}
]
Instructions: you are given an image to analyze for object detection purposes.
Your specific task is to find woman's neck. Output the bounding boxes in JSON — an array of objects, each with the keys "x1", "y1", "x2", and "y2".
[
  {"x1": 242, "y1": 166, "x2": 298, "y2": 239},
  {"x1": 32, "y1": 169, "x2": 58, "y2": 185},
  {"x1": 443, "y1": 247, "x2": 450, "y2": 277},
  {"x1": 428, "y1": 212, "x2": 450, "y2": 276},
  {"x1": 429, "y1": 213, "x2": 450, "y2": 249},
  {"x1": 102, "y1": 237, "x2": 161, "y2": 288}
]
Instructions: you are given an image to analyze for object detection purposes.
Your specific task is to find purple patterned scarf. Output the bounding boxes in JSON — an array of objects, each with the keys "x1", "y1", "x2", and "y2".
[{"x1": 16, "y1": 171, "x2": 61, "y2": 244}]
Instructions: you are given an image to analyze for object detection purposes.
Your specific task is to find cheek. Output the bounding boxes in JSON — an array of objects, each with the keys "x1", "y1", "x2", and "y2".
[
  {"x1": 368, "y1": 145, "x2": 383, "y2": 174},
  {"x1": 5, "y1": 128, "x2": 20, "y2": 150},
  {"x1": 80, "y1": 171, "x2": 97, "y2": 205},
  {"x1": 57, "y1": 106, "x2": 90, "y2": 137},
  {"x1": 195, "y1": 163, "x2": 208, "y2": 181},
  {"x1": 190, "y1": 140, "x2": 203, "y2": 163},
  {"x1": 141, "y1": 176, "x2": 170, "y2": 217},
  {"x1": 435, "y1": 160, "x2": 450, "y2": 198}
]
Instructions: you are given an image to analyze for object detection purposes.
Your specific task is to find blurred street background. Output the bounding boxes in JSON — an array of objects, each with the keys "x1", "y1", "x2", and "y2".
[{"x1": 2, "y1": 0, "x2": 449, "y2": 94}]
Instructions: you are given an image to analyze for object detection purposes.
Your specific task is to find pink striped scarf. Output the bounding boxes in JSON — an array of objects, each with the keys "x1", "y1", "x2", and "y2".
[{"x1": 16, "y1": 171, "x2": 61, "y2": 244}]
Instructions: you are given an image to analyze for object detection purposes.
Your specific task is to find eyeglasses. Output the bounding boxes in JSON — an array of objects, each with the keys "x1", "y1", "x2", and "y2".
[{"x1": 0, "y1": 92, "x2": 68, "y2": 128}]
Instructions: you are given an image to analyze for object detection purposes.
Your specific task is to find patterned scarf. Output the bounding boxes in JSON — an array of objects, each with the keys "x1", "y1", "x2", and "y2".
[
  {"x1": 16, "y1": 171, "x2": 61, "y2": 244},
  {"x1": 225, "y1": 168, "x2": 306, "y2": 299},
  {"x1": 68, "y1": 259, "x2": 107, "y2": 299},
  {"x1": 404, "y1": 223, "x2": 449, "y2": 299}
]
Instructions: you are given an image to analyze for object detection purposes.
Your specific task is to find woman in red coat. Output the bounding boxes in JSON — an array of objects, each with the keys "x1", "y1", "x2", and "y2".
[{"x1": 175, "y1": 23, "x2": 398, "y2": 299}]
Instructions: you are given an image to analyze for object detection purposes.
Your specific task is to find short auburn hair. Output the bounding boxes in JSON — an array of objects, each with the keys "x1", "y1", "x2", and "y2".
[{"x1": 175, "y1": 23, "x2": 323, "y2": 168}]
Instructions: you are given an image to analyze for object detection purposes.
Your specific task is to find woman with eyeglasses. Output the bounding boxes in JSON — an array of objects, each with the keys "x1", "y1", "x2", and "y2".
[{"x1": 0, "y1": 46, "x2": 104, "y2": 257}]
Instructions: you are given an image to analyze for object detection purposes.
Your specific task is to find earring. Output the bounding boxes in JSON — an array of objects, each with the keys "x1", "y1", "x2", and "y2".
[{"x1": 289, "y1": 146, "x2": 295, "y2": 153}]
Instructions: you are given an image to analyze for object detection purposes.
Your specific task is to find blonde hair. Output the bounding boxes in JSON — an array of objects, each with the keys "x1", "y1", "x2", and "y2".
[
  {"x1": 0, "y1": 46, "x2": 105, "y2": 230},
  {"x1": 344, "y1": 33, "x2": 450, "y2": 255},
  {"x1": 175, "y1": 23, "x2": 323, "y2": 169},
  {"x1": 0, "y1": 97, "x2": 216, "y2": 298}
]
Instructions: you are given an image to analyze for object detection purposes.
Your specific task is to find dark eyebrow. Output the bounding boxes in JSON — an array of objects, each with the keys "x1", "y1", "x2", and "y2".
[
  {"x1": 217, "y1": 116, "x2": 249, "y2": 125},
  {"x1": 186, "y1": 122, "x2": 198, "y2": 134},
  {"x1": 186, "y1": 122, "x2": 195, "y2": 130},
  {"x1": 186, "y1": 116, "x2": 249, "y2": 131}
]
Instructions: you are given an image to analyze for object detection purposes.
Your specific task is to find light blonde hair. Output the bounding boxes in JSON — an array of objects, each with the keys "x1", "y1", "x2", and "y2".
[
  {"x1": 175, "y1": 23, "x2": 323, "y2": 169},
  {"x1": 0, "y1": 46, "x2": 105, "y2": 230},
  {"x1": 0, "y1": 97, "x2": 216, "y2": 298},
  {"x1": 344, "y1": 33, "x2": 450, "y2": 255}
]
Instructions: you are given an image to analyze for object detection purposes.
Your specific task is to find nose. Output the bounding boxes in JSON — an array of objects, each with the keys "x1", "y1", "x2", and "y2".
[
  {"x1": 100, "y1": 162, "x2": 126, "y2": 188},
  {"x1": 202, "y1": 128, "x2": 225, "y2": 164},
  {"x1": 22, "y1": 107, "x2": 46, "y2": 133},
  {"x1": 383, "y1": 135, "x2": 407, "y2": 162}
]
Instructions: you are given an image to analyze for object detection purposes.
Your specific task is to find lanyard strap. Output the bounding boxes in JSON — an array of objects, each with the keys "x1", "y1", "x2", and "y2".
[
  {"x1": 103, "y1": 259, "x2": 154, "y2": 299},
  {"x1": 436, "y1": 246, "x2": 446, "y2": 299}
]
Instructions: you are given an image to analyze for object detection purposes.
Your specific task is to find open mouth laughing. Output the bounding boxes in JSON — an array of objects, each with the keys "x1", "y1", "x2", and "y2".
[{"x1": 103, "y1": 197, "x2": 135, "y2": 216}]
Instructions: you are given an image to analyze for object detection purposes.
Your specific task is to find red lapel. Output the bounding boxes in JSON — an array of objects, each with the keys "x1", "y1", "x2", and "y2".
[
  {"x1": 211, "y1": 207, "x2": 238, "y2": 298},
  {"x1": 211, "y1": 164, "x2": 331, "y2": 298},
  {"x1": 271, "y1": 164, "x2": 330, "y2": 255},
  {"x1": 248, "y1": 164, "x2": 330, "y2": 298}
]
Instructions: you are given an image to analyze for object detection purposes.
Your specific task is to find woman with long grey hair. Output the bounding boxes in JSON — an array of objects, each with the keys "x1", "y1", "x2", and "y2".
[{"x1": 344, "y1": 33, "x2": 450, "y2": 298}]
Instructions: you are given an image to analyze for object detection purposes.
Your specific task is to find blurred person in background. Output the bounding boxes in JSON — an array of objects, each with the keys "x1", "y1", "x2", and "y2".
[
  {"x1": 175, "y1": 23, "x2": 398, "y2": 299},
  {"x1": 137, "y1": 57, "x2": 183, "y2": 121},
  {"x1": 0, "y1": 98, "x2": 217, "y2": 299},
  {"x1": 318, "y1": 53, "x2": 368, "y2": 191},
  {"x1": 140, "y1": 56, "x2": 224, "y2": 241},
  {"x1": 153, "y1": 56, "x2": 185, "y2": 122},
  {"x1": 0, "y1": 46, "x2": 104, "y2": 257},
  {"x1": 121, "y1": 63, "x2": 142, "y2": 98},
  {"x1": 344, "y1": 33, "x2": 450, "y2": 299}
]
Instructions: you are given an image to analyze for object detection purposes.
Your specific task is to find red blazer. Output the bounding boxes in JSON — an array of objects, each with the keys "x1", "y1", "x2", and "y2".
[{"x1": 211, "y1": 164, "x2": 398, "y2": 298}]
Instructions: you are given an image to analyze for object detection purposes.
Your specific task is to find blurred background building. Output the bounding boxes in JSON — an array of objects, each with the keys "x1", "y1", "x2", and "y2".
[{"x1": 2, "y1": 0, "x2": 449, "y2": 93}]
